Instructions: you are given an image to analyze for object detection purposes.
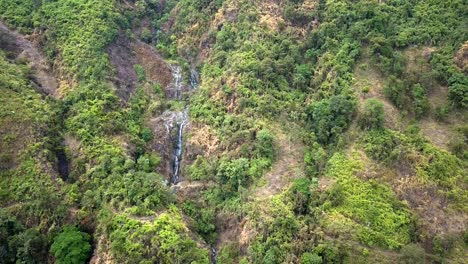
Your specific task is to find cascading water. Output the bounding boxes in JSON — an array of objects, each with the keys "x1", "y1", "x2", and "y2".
[
  {"x1": 164, "y1": 110, "x2": 188, "y2": 185},
  {"x1": 169, "y1": 65, "x2": 183, "y2": 99},
  {"x1": 164, "y1": 65, "x2": 187, "y2": 185},
  {"x1": 164, "y1": 64, "x2": 200, "y2": 185}
]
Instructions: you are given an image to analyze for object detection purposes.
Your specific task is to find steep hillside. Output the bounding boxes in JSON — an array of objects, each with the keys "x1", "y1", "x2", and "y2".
[{"x1": 0, "y1": 0, "x2": 466, "y2": 263}]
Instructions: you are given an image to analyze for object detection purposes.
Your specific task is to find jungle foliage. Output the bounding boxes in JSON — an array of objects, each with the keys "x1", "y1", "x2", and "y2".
[{"x1": 0, "y1": 0, "x2": 466, "y2": 263}]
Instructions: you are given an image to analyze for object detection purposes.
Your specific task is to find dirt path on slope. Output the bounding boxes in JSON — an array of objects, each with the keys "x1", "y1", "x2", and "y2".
[
  {"x1": 0, "y1": 21, "x2": 58, "y2": 97},
  {"x1": 254, "y1": 127, "x2": 306, "y2": 200}
]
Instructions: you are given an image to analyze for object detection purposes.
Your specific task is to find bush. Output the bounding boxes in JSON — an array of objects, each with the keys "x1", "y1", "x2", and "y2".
[
  {"x1": 304, "y1": 141, "x2": 327, "y2": 177},
  {"x1": 291, "y1": 178, "x2": 312, "y2": 214},
  {"x1": 435, "y1": 105, "x2": 450, "y2": 121},
  {"x1": 400, "y1": 244, "x2": 425, "y2": 264},
  {"x1": 50, "y1": 226, "x2": 91, "y2": 264},
  {"x1": 432, "y1": 234, "x2": 457, "y2": 258},
  {"x1": 255, "y1": 129, "x2": 275, "y2": 160},
  {"x1": 411, "y1": 84, "x2": 430, "y2": 118},
  {"x1": 8, "y1": 229, "x2": 47, "y2": 264},
  {"x1": 359, "y1": 98, "x2": 385, "y2": 130},
  {"x1": 217, "y1": 158, "x2": 249, "y2": 196},
  {"x1": 448, "y1": 73, "x2": 468, "y2": 108},
  {"x1": 362, "y1": 130, "x2": 400, "y2": 162},
  {"x1": 307, "y1": 95, "x2": 356, "y2": 144},
  {"x1": 301, "y1": 252, "x2": 322, "y2": 264},
  {"x1": 384, "y1": 76, "x2": 410, "y2": 109},
  {"x1": 140, "y1": 27, "x2": 152, "y2": 43}
]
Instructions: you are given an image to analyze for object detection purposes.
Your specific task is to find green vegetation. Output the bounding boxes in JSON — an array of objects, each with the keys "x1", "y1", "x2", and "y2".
[
  {"x1": 359, "y1": 99, "x2": 385, "y2": 130},
  {"x1": 324, "y1": 153, "x2": 413, "y2": 249},
  {"x1": 0, "y1": 0, "x2": 466, "y2": 263},
  {"x1": 50, "y1": 226, "x2": 91, "y2": 264},
  {"x1": 105, "y1": 208, "x2": 209, "y2": 263}
]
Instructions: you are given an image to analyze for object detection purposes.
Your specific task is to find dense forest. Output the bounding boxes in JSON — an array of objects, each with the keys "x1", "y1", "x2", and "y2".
[{"x1": 0, "y1": 0, "x2": 467, "y2": 263}]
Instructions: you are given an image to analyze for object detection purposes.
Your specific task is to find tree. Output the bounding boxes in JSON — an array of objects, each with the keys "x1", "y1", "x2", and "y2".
[
  {"x1": 291, "y1": 178, "x2": 312, "y2": 214},
  {"x1": 9, "y1": 229, "x2": 47, "y2": 264},
  {"x1": 307, "y1": 95, "x2": 356, "y2": 144},
  {"x1": 359, "y1": 98, "x2": 385, "y2": 130},
  {"x1": 217, "y1": 158, "x2": 249, "y2": 195},
  {"x1": 50, "y1": 226, "x2": 91, "y2": 264}
]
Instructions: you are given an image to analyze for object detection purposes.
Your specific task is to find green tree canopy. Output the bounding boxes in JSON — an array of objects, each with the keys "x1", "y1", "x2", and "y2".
[{"x1": 50, "y1": 226, "x2": 91, "y2": 264}]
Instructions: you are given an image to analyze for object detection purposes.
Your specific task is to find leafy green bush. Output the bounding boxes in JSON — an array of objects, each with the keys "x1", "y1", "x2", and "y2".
[
  {"x1": 9, "y1": 229, "x2": 47, "y2": 264},
  {"x1": 301, "y1": 252, "x2": 322, "y2": 264},
  {"x1": 447, "y1": 73, "x2": 468, "y2": 108},
  {"x1": 324, "y1": 153, "x2": 413, "y2": 249},
  {"x1": 50, "y1": 226, "x2": 91, "y2": 264},
  {"x1": 218, "y1": 242, "x2": 241, "y2": 264},
  {"x1": 304, "y1": 141, "x2": 327, "y2": 177},
  {"x1": 307, "y1": 95, "x2": 356, "y2": 144},
  {"x1": 217, "y1": 158, "x2": 250, "y2": 196},
  {"x1": 362, "y1": 129, "x2": 400, "y2": 162},
  {"x1": 182, "y1": 201, "x2": 217, "y2": 243},
  {"x1": 254, "y1": 129, "x2": 275, "y2": 160},
  {"x1": 291, "y1": 178, "x2": 312, "y2": 215},
  {"x1": 384, "y1": 76, "x2": 410, "y2": 109},
  {"x1": 411, "y1": 84, "x2": 430, "y2": 118},
  {"x1": 107, "y1": 209, "x2": 209, "y2": 263}
]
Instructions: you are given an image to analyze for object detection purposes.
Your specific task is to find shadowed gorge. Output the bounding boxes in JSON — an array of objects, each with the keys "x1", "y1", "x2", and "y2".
[{"x1": 0, "y1": 0, "x2": 467, "y2": 263}]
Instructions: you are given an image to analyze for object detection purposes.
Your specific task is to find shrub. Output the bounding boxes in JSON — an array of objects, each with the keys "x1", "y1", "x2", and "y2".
[
  {"x1": 50, "y1": 226, "x2": 91, "y2": 264},
  {"x1": 301, "y1": 252, "x2": 322, "y2": 264},
  {"x1": 432, "y1": 234, "x2": 457, "y2": 258},
  {"x1": 8, "y1": 229, "x2": 47, "y2": 264},
  {"x1": 304, "y1": 142, "x2": 327, "y2": 177},
  {"x1": 291, "y1": 178, "x2": 312, "y2": 214},
  {"x1": 255, "y1": 129, "x2": 275, "y2": 160},
  {"x1": 448, "y1": 73, "x2": 468, "y2": 108},
  {"x1": 411, "y1": 84, "x2": 430, "y2": 118},
  {"x1": 359, "y1": 98, "x2": 385, "y2": 130},
  {"x1": 400, "y1": 244, "x2": 425, "y2": 264},
  {"x1": 217, "y1": 158, "x2": 249, "y2": 196},
  {"x1": 362, "y1": 130, "x2": 400, "y2": 162},
  {"x1": 384, "y1": 76, "x2": 410, "y2": 109},
  {"x1": 218, "y1": 243, "x2": 240, "y2": 264},
  {"x1": 307, "y1": 95, "x2": 356, "y2": 144},
  {"x1": 134, "y1": 64, "x2": 146, "y2": 82},
  {"x1": 435, "y1": 105, "x2": 450, "y2": 121},
  {"x1": 140, "y1": 27, "x2": 152, "y2": 43}
]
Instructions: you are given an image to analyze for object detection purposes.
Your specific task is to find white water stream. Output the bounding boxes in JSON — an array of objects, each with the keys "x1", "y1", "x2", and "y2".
[{"x1": 165, "y1": 65, "x2": 199, "y2": 185}]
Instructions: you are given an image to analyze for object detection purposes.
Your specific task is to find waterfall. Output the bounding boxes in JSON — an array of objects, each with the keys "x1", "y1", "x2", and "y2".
[
  {"x1": 164, "y1": 65, "x2": 199, "y2": 185},
  {"x1": 169, "y1": 65, "x2": 183, "y2": 99},
  {"x1": 169, "y1": 110, "x2": 188, "y2": 185}
]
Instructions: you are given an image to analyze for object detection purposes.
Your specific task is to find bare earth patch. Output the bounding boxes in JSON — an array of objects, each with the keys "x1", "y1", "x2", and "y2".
[
  {"x1": 254, "y1": 126, "x2": 306, "y2": 200},
  {"x1": 0, "y1": 21, "x2": 58, "y2": 98}
]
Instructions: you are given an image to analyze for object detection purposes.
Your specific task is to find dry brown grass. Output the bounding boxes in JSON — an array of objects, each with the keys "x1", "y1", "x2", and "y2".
[{"x1": 254, "y1": 124, "x2": 306, "y2": 200}]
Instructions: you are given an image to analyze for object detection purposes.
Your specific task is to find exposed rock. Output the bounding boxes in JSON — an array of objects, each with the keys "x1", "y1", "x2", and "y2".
[
  {"x1": 107, "y1": 33, "x2": 139, "y2": 101},
  {"x1": 133, "y1": 40, "x2": 173, "y2": 91}
]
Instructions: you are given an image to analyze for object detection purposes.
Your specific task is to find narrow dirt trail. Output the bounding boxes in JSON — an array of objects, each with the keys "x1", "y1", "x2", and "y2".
[
  {"x1": 0, "y1": 21, "x2": 58, "y2": 97},
  {"x1": 254, "y1": 127, "x2": 306, "y2": 200}
]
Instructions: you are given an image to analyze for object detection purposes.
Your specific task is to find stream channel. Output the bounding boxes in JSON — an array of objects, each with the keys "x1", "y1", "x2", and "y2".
[{"x1": 163, "y1": 64, "x2": 217, "y2": 263}]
